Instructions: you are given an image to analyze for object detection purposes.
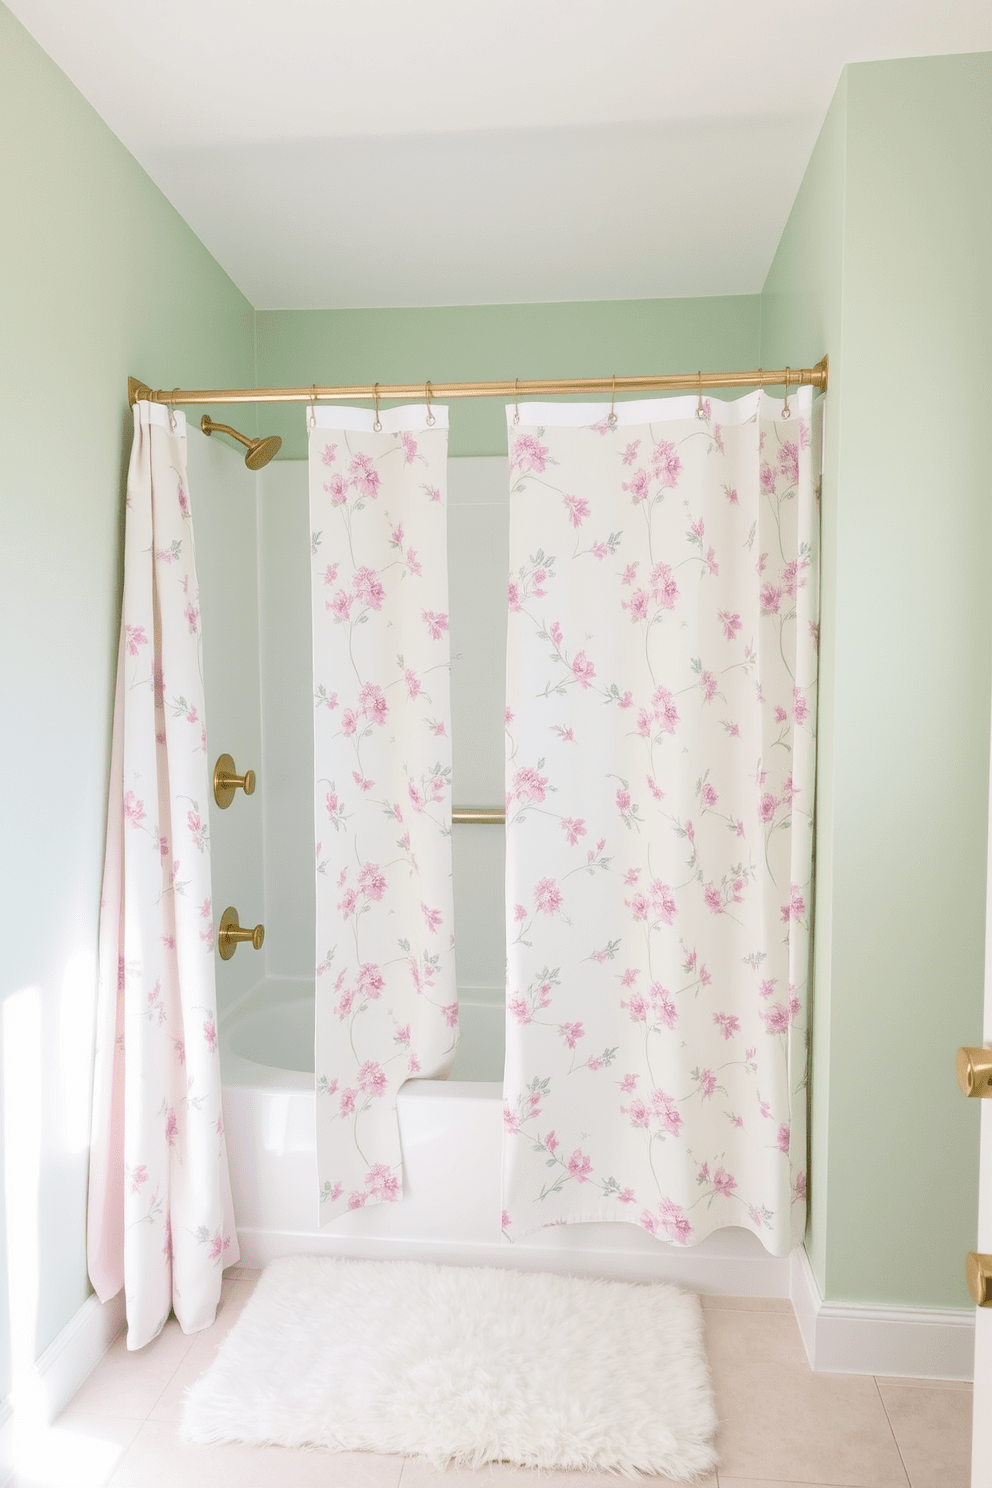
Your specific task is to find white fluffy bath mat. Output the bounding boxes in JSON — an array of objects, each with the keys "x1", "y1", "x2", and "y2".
[{"x1": 181, "y1": 1255, "x2": 717, "y2": 1478}]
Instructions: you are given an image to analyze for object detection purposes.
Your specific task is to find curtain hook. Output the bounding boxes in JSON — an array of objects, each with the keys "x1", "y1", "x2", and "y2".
[
  {"x1": 513, "y1": 378, "x2": 520, "y2": 427},
  {"x1": 608, "y1": 374, "x2": 618, "y2": 427},
  {"x1": 308, "y1": 385, "x2": 317, "y2": 432},
  {"x1": 782, "y1": 366, "x2": 792, "y2": 420},
  {"x1": 373, "y1": 382, "x2": 382, "y2": 432},
  {"x1": 167, "y1": 388, "x2": 180, "y2": 432},
  {"x1": 696, "y1": 370, "x2": 706, "y2": 420},
  {"x1": 425, "y1": 380, "x2": 435, "y2": 427}
]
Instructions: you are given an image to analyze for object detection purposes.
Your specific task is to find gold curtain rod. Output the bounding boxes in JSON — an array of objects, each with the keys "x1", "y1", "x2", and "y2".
[{"x1": 127, "y1": 358, "x2": 827, "y2": 408}]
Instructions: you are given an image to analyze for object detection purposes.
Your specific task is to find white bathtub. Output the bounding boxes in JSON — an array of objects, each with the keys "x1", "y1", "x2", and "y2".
[{"x1": 221, "y1": 979, "x2": 789, "y2": 1294}]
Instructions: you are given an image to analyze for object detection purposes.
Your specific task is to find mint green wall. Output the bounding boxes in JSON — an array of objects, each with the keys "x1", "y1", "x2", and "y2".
[
  {"x1": 762, "y1": 52, "x2": 992, "y2": 1309},
  {"x1": 0, "y1": 2, "x2": 255, "y2": 1394},
  {"x1": 255, "y1": 297, "x2": 761, "y2": 459}
]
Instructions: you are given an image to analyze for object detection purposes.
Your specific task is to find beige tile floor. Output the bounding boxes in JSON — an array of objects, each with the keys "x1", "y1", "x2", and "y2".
[{"x1": 6, "y1": 1268, "x2": 973, "y2": 1488}]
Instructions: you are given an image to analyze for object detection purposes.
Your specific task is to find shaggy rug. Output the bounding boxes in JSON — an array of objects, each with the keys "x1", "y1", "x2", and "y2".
[{"x1": 181, "y1": 1255, "x2": 717, "y2": 1478}]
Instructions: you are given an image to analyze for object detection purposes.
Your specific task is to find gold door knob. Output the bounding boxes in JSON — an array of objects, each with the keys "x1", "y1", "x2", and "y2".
[
  {"x1": 966, "y1": 1252, "x2": 992, "y2": 1307},
  {"x1": 213, "y1": 753, "x2": 256, "y2": 809},
  {"x1": 956, "y1": 1046, "x2": 992, "y2": 1097},
  {"x1": 217, "y1": 907, "x2": 264, "y2": 961}
]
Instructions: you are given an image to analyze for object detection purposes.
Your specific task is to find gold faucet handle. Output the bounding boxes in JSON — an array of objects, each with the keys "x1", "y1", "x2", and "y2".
[
  {"x1": 217, "y1": 907, "x2": 265, "y2": 961},
  {"x1": 956, "y1": 1046, "x2": 992, "y2": 1097},
  {"x1": 213, "y1": 753, "x2": 257, "y2": 809},
  {"x1": 966, "y1": 1252, "x2": 992, "y2": 1307}
]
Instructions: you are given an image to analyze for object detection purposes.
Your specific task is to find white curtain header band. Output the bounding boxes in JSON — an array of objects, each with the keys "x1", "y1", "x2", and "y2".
[
  {"x1": 309, "y1": 403, "x2": 449, "y2": 434},
  {"x1": 506, "y1": 386, "x2": 813, "y2": 430}
]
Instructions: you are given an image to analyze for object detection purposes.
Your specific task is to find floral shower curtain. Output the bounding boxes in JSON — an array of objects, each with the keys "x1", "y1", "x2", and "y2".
[
  {"x1": 88, "y1": 401, "x2": 238, "y2": 1349},
  {"x1": 502, "y1": 388, "x2": 819, "y2": 1255},
  {"x1": 309, "y1": 404, "x2": 457, "y2": 1222}
]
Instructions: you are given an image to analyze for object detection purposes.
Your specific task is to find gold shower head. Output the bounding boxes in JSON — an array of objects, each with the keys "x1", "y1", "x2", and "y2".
[{"x1": 201, "y1": 415, "x2": 282, "y2": 470}]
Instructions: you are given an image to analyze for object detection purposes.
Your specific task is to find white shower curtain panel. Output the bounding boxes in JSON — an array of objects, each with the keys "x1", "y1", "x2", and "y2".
[
  {"x1": 309, "y1": 405, "x2": 457, "y2": 1221},
  {"x1": 88, "y1": 402, "x2": 238, "y2": 1349},
  {"x1": 502, "y1": 389, "x2": 819, "y2": 1255}
]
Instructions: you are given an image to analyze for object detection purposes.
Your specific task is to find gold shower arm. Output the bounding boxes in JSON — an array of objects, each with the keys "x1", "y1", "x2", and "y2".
[{"x1": 128, "y1": 358, "x2": 827, "y2": 409}]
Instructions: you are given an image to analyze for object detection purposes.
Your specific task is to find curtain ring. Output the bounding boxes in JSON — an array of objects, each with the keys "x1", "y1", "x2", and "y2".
[
  {"x1": 513, "y1": 378, "x2": 520, "y2": 427},
  {"x1": 425, "y1": 380, "x2": 435, "y2": 427},
  {"x1": 373, "y1": 382, "x2": 382, "y2": 432},
  {"x1": 782, "y1": 367, "x2": 792, "y2": 420},
  {"x1": 608, "y1": 374, "x2": 618, "y2": 427},
  {"x1": 696, "y1": 370, "x2": 706, "y2": 420},
  {"x1": 308, "y1": 385, "x2": 317, "y2": 433},
  {"x1": 167, "y1": 388, "x2": 179, "y2": 432}
]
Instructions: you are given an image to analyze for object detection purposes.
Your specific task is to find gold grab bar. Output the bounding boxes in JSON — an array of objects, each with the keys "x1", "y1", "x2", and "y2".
[{"x1": 452, "y1": 807, "x2": 505, "y2": 825}]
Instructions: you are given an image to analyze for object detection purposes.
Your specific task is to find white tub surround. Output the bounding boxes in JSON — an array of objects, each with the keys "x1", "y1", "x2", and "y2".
[{"x1": 221, "y1": 981, "x2": 789, "y2": 1294}]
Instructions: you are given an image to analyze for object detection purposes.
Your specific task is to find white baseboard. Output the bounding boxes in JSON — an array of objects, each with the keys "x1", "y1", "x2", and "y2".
[
  {"x1": 790, "y1": 1246, "x2": 974, "y2": 1380},
  {"x1": 0, "y1": 1290, "x2": 126, "y2": 1485}
]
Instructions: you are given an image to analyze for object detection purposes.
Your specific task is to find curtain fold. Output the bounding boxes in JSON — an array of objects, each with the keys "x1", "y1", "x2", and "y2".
[
  {"x1": 309, "y1": 404, "x2": 457, "y2": 1222},
  {"x1": 502, "y1": 389, "x2": 819, "y2": 1256},
  {"x1": 88, "y1": 401, "x2": 238, "y2": 1349}
]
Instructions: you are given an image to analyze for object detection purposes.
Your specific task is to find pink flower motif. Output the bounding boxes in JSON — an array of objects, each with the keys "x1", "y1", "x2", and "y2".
[
  {"x1": 759, "y1": 978, "x2": 776, "y2": 999},
  {"x1": 622, "y1": 991, "x2": 648, "y2": 1022},
  {"x1": 567, "y1": 1149, "x2": 592, "y2": 1183},
  {"x1": 571, "y1": 650, "x2": 596, "y2": 688},
  {"x1": 323, "y1": 562, "x2": 340, "y2": 586},
  {"x1": 761, "y1": 993, "x2": 801, "y2": 1033},
  {"x1": 777, "y1": 1124, "x2": 791, "y2": 1153},
  {"x1": 340, "y1": 1088, "x2": 357, "y2": 1115},
  {"x1": 620, "y1": 1073, "x2": 638, "y2": 1093},
  {"x1": 793, "y1": 687, "x2": 810, "y2": 725},
  {"x1": 208, "y1": 1231, "x2": 229, "y2": 1262},
  {"x1": 441, "y1": 1003, "x2": 459, "y2": 1028},
  {"x1": 760, "y1": 463, "x2": 776, "y2": 494},
  {"x1": 422, "y1": 609, "x2": 449, "y2": 640},
  {"x1": 758, "y1": 793, "x2": 778, "y2": 822},
  {"x1": 651, "y1": 983, "x2": 677, "y2": 1028},
  {"x1": 623, "y1": 469, "x2": 650, "y2": 503},
  {"x1": 652, "y1": 439, "x2": 683, "y2": 487},
  {"x1": 357, "y1": 963, "x2": 384, "y2": 999},
  {"x1": 625, "y1": 589, "x2": 649, "y2": 622},
  {"x1": 650, "y1": 563, "x2": 679, "y2": 609},
  {"x1": 621, "y1": 440, "x2": 640, "y2": 465},
  {"x1": 125, "y1": 624, "x2": 148, "y2": 656},
  {"x1": 713, "y1": 1012, "x2": 741, "y2": 1040},
  {"x1": 760, "y1": 583, "x2": 783, "y2": 614},
  {"x1": 176, "y1": 485, "x2": 189, "y2": 516},
  {"x1": 563, "y1": 493, "x2": 591, "y2": 528},
  {"x1": 164, "y1": 1107, "x2": 178, "y2": 1146},
  {"x1": 534, "y1": 878, "x2": 563, "y2": 915},
  {"x1": 549, "y1": 620, "x2": 564, "y2": 648},
  {"x1": 513, "y1": 903, "x2": 527, "y2": 922},
  {"x1": 358, "y1": 862, "x2": 386, "y2": 900},
  {"x1": 162, "y1": 1217, "x2": 173, "y2": 1262},
  {"x1": 321, "y1": 443, "x2": 338, "y2": 466},
  {"x1": 123, "y1": 791, "x2": 145, "y2": 827},
  {"x1": 560, "y1": 816, "x2": 586, "y2": 846},
  {"x1": 793, "y1": 1170, "x2": 808, "y2": 1200},
  {"x1": 401, "y1": 431, "x2": 418, "y2": 465},
  {"x1": 701, "y1": 782, "x2": 718, "y2": 809},
  {"x1": 660, "y1": 1197, "x2": 692, "y2": 1243},
  {"x1": 349, "y1": 452, "x2": 380, "y2": 498},
  {"x1": 626, "y1": 893, "x2": 649, "y2": 922},
  {"x1": 779, "y1": 440, "x2": 799, "y2": 485},
  {"x1": 395, "y1": 1023, "x2": 411, "y2": 1045},
  {"x1": 510, "y1": 433, "x2": 549, "y2": 473},
  {"x1": 719, "y1": 610, "x2": 742, "y2": 641},
  {"x1": 652, "y1": 686, "x2": 679, "y2": 734},
  {"x1": 203, "y1": 1018, "x2": 217, "y2": 1052},
  {"x1": 616, "y1": 786, "x2": 631, "y2": 814},
  {"x1": 558, "y1": 1021, "x2": 584, "y2": 1048},
  {"x1": 126, "y1": 1164, "x2": 148, "y2": 1194},
  {"x1": 591, "y1": 541, "x2": 608, "y2": 560},
  {"x1": 780, "y1": 884, "x2": 806, "y2": 923},
  {"x1": 507, "y1": 582, "x2": 521, "y2": 612},
  {"x1": 700, "y1": 670, "x2": 718, "y2": 702},
  {"x1": 358, "y1": 681, "x2": 388, "y2": 726},
  {"x1": 421, "y1": 902, "x2": 442, "y2": 933},
  {"x1": 348, "y1": 1191, "x2": 367, "y2": 1209},
  {"x1": 652, "y1": 1088, "x2": 684, "y2": 1137},
  {"x1": 503, "y1": 1104, "x2": 519, "y2": 1134},
  {"x1": 513, "y1": 766, "x2": 549, "y2": 805},
  {"x1": 325, "y1": 473, "x2": 348, "y2": 505},
  {"x1": 183, "y1": 603, "x2": 200, "y2": 635},
  {"x1": 703, "y1": 883, "x2": 723, "y2": 915},
  {"x1": 366, "y1": 1164, "x2": 400, "y2": 1201},
  {"x1": 330, "y1": 589, "x2": 353, "y2": 621},
  {"x1": 508, "y1": 996, "x2": 530, "y2": 1025},
  {"x1": 357, "y1": 1060, "x2": 388, "y2": 1097},
  {"x1": 712, "y1": 1167, "x2": 737, "y2": 1197},
  {"x1": 699, "y1": 1068, "x2": 717, "y2": 1098},
  {"x1": 353, "y1": 566, "x2": 386, "y2": 611},
  {"x1": 406, "y1": 547, "x2": 423, "y2": 576}
]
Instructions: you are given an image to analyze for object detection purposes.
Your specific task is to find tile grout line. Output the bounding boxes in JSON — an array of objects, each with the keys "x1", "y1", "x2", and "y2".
[{"x1": 872, "y1": 1374, "x2": 913, "y2": 1488}]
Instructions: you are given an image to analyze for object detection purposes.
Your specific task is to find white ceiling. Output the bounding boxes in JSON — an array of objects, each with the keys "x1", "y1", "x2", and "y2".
[{"x1": 9, "y1": 0, "x2": 992, "y2": 308}]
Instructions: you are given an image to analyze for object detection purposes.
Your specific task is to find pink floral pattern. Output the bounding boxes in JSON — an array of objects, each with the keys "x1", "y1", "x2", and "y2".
[
  {"x1": 88, "y1": 403, "x2": 237, "y2": 1349},
  {"x1": 502, "y1": 390, "x2": 819, "y2": 1256},
  {"x1": 310, "y1": 405, "x2": 457, "y2": 1220}
]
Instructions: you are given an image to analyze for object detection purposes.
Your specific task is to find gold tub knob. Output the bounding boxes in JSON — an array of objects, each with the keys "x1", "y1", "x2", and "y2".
[
  {"x1": 966, "y1": 1252, "x2": 992, "y2": 1308},
  {"x1": 956, "y1": 1046, "x2": 992, "y2": 1098},
  {"x1": 217, "y1": 907, "x2": 264, "y2": 961},
  {"x1": 213, "y1": 753, "x2": 256, "y2": 809}
]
